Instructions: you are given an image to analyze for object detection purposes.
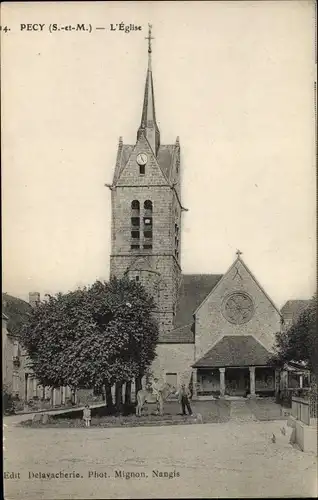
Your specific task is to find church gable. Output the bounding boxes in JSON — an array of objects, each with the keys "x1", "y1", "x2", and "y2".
[
  {"x1": 115, "y1": 135, "x2": 169, "y2": 187},
  {"x1": 194, "y1": 256, "x2": 281, "y2": 361}
]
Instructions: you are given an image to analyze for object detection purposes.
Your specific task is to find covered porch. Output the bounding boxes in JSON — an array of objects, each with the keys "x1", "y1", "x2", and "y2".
[
  {"x1": 193, "y1": 366, "x2": 275, "y2": 398},
  {"x1": 192, "y1": 335, "x2": 276, "y2": 399}
]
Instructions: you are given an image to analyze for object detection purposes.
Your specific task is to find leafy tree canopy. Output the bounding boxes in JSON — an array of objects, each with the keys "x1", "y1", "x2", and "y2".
[
  {"x1": 19, "y1": 277, "x2": 159, "y2": 389},
  {"x1": 272, "y1": 295, "x2": 317, "y2": 375}
]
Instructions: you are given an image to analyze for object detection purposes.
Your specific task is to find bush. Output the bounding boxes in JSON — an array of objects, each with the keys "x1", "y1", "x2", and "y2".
[
  {"x1": 3, "y1": 387, "x2": 16, "y2": 415},
  {"x1": 277, "y1": 387, "x2": 312, "y2": 408}
]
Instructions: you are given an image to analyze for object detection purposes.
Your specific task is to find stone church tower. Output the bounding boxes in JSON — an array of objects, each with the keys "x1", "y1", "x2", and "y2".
[{"x1": 109, "y1": 26, "x2": 183, "y2": 339}]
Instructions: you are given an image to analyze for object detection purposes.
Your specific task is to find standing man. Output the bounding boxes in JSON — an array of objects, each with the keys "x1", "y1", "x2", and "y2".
[
  {"x1": 151, "y1": 378, "x2": 161, "y2": 400},
  {"x1": 178, "y1": 384, "x2": 193, "y2": 416}
]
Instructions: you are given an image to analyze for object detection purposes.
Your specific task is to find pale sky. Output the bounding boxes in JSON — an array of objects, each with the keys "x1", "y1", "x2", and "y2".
[{"x1": 2, "y1": 1, "x2": 316, "y2": 308}]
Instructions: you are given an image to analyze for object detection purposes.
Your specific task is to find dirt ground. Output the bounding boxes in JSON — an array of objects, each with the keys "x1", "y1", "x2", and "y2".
[{"x1": 4, "y1": 401, "x2": 317, "y2": 499}]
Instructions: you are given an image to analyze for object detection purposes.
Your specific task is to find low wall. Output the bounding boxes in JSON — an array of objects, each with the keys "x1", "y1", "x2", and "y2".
[{"x1": 288, "y1": 397, "x2": 317, "y2": 455}]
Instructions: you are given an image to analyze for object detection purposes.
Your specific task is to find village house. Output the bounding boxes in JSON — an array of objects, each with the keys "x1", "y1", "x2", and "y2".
[{"x1": 2, "y1": 293, "x2": 73, "y2": 408}]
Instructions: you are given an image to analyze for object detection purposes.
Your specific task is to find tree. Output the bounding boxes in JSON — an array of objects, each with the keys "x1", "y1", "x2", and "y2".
[
  {"x1": 272, "y1": 296, "x2": 317, "y2": 378},
  {"x1": 19, "y1": 277, "x2": 159, "y2": 411}
]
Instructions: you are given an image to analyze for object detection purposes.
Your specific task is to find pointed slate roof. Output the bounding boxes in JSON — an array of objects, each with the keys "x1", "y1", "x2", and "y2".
[
  {"x1": 157, "y1": 145, "x2": 176, "y2": 180},
  {"x1": 175, "y1": 274, "x2": 223, "y2": 328},
  {"x1": 158, "y1": 274, "x2": 222, "y2": 343},
  {"x1": 193, "y1": 335, "x2": 272, "y2": 368},
  {"x1": 111, "y1": 27, "x2": 179, "y2": 186},
  {"x1": 136, "y1": 25, "x2": 160, "y2": 155}
]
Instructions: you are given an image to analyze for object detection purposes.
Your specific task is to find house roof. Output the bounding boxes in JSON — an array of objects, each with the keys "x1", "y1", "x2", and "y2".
[
  {"x1": 2, "y1": 293, "x2": 31, "y2": 336},
  {"x1": 280, "y1": 300, "x2": 310, "y2": 323},
  {"x1": 193, "y1": 335, "x2": 272, "y2": 368},
  {"x1": 284, "y1": 360, "x2": 310, "y2": 372}
]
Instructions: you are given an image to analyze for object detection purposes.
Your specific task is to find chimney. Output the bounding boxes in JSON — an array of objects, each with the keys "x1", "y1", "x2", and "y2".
[{"x1": 29, "y1": 292, "x2": 40, "y2": 308}]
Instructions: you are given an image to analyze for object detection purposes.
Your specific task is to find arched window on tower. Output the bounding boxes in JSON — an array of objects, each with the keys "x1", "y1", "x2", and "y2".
[
  {"x1": 131, "y1": 200, "x2": 140, "y2": 250},
  {"x1": 143, "y1": 200, "x2": 153, "y2": 250}
]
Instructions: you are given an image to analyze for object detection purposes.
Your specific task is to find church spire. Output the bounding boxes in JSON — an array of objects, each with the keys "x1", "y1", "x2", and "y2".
[{"x1": 137, "y1": 24, "x2": 160, "y2": 156}]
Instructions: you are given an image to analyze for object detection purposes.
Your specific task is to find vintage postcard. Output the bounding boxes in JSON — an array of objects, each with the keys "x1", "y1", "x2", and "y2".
[{"x1": 2, "y1": 1, "x2": 317, "y2": 499}]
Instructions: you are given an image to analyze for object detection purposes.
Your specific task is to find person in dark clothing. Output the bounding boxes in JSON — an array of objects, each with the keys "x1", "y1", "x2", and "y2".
[{"x1": 178, "y1": 384, "x2": 193, "y2": 416}]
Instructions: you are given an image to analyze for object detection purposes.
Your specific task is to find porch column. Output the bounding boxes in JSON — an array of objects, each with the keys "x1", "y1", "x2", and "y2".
[
  {"x1": 299, "y1": 374, "x2": 303, "y2": 388},
  {"x1": 249, "y1": 366, "x2": 256, "y2": 397},
  {"x1": 192, "y1": 370, "x2": 197, "y2": 399},
  {"x1": 219, "y1": 368, "x2": 225, "y2": 397}
]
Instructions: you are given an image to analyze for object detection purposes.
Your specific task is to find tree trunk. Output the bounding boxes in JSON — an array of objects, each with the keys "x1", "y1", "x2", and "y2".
[
  {"x1": 135, "y1": 376, "x2": 142, "y2": 403},
  {"x1": 104, "y1": 382, "x2": 114, "y2": 410},
  {"x1": 115, "y1": 382, "x2": 123, "y2": 413},
  {"x1": 71, "y1": 388, "x2": 77, "y2": 405},
  {"x1": 124, "y1": 381, "x2": 132, "y2": 405}
]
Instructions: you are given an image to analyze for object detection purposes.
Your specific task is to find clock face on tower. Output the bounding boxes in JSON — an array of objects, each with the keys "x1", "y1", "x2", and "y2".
[
  {"x1": 136, "y1": 153, "x2": 148, "y2": 166},
  {"x1": 223, "y1": 292, "x2": 254, "y2": 325}
]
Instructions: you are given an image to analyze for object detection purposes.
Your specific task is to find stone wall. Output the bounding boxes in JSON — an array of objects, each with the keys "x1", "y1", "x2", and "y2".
[
  {"x1": 111, "y1": 186, "x2": 178, "y2": 256},
  {"x1": 151, "y1": 343, "x2": 194, "y2": 387}
]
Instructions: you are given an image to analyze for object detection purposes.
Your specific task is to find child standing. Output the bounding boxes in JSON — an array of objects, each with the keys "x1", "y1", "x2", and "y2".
[{"x1": 83, "y1": 404, "x2": 91, "y2": 427}]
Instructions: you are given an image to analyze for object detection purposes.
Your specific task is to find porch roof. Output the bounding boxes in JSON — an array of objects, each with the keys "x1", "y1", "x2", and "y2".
[{"x1": 193, "y1": 335, "x2": 272, "y2": 368}]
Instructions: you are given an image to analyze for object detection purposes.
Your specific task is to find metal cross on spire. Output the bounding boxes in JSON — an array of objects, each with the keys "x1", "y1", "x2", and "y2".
[
  {"x1": 145, "y1": 23, "x2": 154, "y2": 54},
  {"x1": 236, "y1": 249, "x2": 243, "y2": 258}
]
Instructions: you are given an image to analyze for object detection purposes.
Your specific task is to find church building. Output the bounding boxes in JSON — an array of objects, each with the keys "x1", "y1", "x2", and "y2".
[{"x1": 109, "y1": 26, "x2": 282, "y2": 399}]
